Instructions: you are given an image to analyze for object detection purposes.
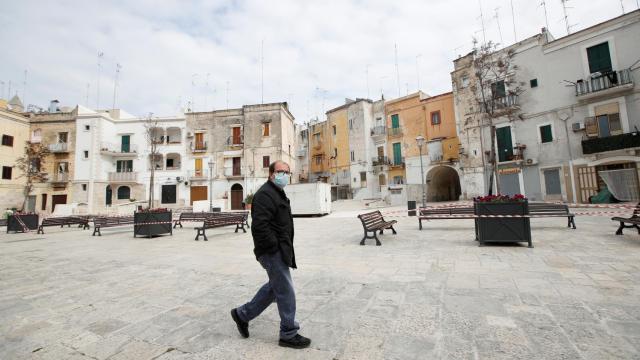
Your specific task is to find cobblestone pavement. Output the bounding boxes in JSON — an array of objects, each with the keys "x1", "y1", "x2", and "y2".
[{"x1": 1, "y1": 203, "x2": 640, "y2": 359}]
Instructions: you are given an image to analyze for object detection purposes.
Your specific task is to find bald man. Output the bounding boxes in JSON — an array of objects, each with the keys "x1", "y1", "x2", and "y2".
[{"x1": 231, "y1": 160, "x2": 311, "y2": 349}]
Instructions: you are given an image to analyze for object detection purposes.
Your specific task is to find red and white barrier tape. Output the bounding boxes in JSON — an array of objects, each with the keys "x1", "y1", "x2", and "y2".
[{"x1": 384, "y1": 210, "x2": 632, "y2": 219}]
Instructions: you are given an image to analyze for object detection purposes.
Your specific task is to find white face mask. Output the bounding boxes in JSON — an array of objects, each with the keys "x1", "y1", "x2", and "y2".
[{"x1": 274, "y1": 172, "x2": 289, "y2": 188}]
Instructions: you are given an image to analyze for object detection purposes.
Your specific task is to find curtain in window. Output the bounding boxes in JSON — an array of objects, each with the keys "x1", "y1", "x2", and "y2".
[{"x1": 599, "y1": 169, "x2": 640, "y2": 201}]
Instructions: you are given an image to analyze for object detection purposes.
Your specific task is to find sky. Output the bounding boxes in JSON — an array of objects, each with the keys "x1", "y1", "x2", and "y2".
[{"x1": 0, "y1": 0, "x2": 637, "y2": 121}]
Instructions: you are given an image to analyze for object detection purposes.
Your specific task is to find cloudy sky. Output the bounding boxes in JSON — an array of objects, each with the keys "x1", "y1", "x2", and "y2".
[{"x1": 0, "y1": 0, "x2": 637, "y2": 121}]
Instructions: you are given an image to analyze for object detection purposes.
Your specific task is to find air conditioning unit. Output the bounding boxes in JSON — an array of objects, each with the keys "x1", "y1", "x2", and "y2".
[
  {"x1": 186, "y1": 132, "x2": 193, "y2": 138},
  {"x1": 525, "y1": 157, "x2": 538, "y2": 166},
  {"x1": 176, "y1": 176, "x2": 183, "y2": 182},
  {"x1": 571, "y1": 122, "x2": 585, "y2": 131}
]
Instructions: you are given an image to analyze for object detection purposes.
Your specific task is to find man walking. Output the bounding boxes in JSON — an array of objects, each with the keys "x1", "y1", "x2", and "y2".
[{"x1": 231, "y1": 160, "x2": 311, "y2": 349}]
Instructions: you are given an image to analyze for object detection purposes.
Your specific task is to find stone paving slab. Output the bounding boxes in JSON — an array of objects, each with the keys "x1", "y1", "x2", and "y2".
[{"x1": 1, "y1": 202, "x2": 640, "y2": 359}]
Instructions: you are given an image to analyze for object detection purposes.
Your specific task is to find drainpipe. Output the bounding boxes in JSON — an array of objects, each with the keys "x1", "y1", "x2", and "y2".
[{"x1": 560, "y1": 109, "x2": 578, "y2": 203}]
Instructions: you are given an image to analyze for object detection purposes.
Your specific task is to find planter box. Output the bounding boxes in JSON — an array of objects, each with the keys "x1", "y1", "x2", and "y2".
[
  {"x1": 7, "y1": 214, "x2": 39, "y2": 233},
  {"x1": 474, "y1": 201, "x2": 532, "y2": 247},
  {"x1": 134, "y1": 211, "x2": 173, "y2": 238}
]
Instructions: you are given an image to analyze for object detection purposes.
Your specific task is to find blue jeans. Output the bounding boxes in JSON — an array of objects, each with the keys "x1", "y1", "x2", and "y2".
[{"x1": 236, "y1": 251, "x2": 299, "y2": 340}]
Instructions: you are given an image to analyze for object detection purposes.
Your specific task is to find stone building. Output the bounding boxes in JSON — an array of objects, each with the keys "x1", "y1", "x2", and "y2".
[
  {"x1": 294, "y1": 122, "x2": 310, "y2": 183},
  {"x1": 452, "y1": 10, "x2": 640, "y2": 202},
  {"x1": 185, "y1": 102, "x2": 297, "y2": 210},
  {"x1": 0, "y1": 104, "x2": 30, "y2": 211}
]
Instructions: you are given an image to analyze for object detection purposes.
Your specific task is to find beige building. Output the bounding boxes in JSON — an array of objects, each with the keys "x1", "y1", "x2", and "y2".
[{"x1": 0, "y1": 106, "x2": 30, "y2": 211}]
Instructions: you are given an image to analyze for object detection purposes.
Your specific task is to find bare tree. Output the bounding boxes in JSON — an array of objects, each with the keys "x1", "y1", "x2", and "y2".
[
  {"x1": 469, "y1": 40, "x2": 524, "y2": 195},
  {"x1": 15, "y1": 141, "x2": 51, "y2": 211},
  {"x1": 143, "y1": 113, "x2": 161, "y2": 209}
]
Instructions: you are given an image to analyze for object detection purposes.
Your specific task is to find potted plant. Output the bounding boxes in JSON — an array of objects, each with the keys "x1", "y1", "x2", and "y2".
[
  {"x1": 474, "y1": 194, "x2": 532, "y2": 248},
  {"x1": 244, "y1": 193, "x2": 254, "y2": 211},
  {"x1": 134, "y1": 208, "x2": 173, "y2": 238}
]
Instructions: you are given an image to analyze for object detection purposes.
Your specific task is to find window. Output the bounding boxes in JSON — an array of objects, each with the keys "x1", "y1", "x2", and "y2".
[
  {"x1": 587, "y1": 42, "x2": 612, "y2": 74},
  {"x1": 83, "y1": 151, "x2": 89, "y2": 159},
  {"x1": 491, "y1": 80, "x2": 506, "y2": 98},
  {"x1": 530, "y1": 79, "x2": 538, "y2": 88},
  {"x1": 41, "y1": 194, "x2": 47, "y2": 210},
  {"x1": 161, "y1": 185, "x2": 177, "y2": 203},
  {"x1": 2, "y1": 166, "x2": 11, "y2": 179},
  {"x1": 539, "y1": 124, "x2": 553, "y2": 143},
  {"x1": 82, "y1": 184, "x2": 87, "y2": 191},
  {"x1": 116, "y1": 160, "x2": 133, "y2": 172},
  {"x1": 586, "y1": 102, "x2": 623, "y2": 138},
  {"x1": 1, "y1": 135, "x2": 14, "y2": 147},
  {"x1": 333, "y1": 148, "x2": 337, "y2": 158},
  {"x1": 360, "y1": 172, "x2": 366, "y2": 186},
  {"x1": 461, "y1": 76, "x2": 469, "y2": 88},
  {"x1": 543, "y1": 169, "x2": 562, "y2": 195},
  {"x1": 391, "y1": 114, "x2": 400, "y2": 128},
  {"x1": 263, "y1": 156, "x2": 270, "y2": 168},
  {"x1": 431, "y1": 111, "x2": 441, "y2": 125},
  {"x1": 31, "y1": 129, "x2": 42, "y2": 142},
  {"x1": 315, "y1": 156, "x2": 322, "y2": 165},
  {"x1": 349, "y1": 119, "x2": 353, "y2": 129},
  {"x1": 57, "y1": 162, "x2": 68, "y2": 174},
  {"x1": 58, "y1": 132, "x2": 68, "y2": 143},
  {"x1": 166, "y1": 158, "x2": 174, "y2": 168},
  {"x1": 378, "y1": 174, "x2": 386, "y2": 186},
  {"x1": 393, "y1": 176, "x2": 404, "y2": 185},
  {"x1": 496, "y1": 126, "x2": 513, "y2": 162},
  {"x1": 262, "y1": 123, "x2": 270, "y2": 137},
  {"x1": 117, "y1": 186, "x2": 131, "y2": 200},
  {"x1": 332, "y1": 125, "x2": 337, "y2": 135},
  {"x1": 350, "y1": 151, "x2": 355, "y2": 162},
  {"x1": 29, "y1": 158, "x2": 41, "y2": 172},
  {"x1": 85, "y1": 125, "x2": 90, "y2": 131},
  {"x1": 121, "y1": 135, "x2": 130, "y2": 152},
  {"x1": 392, "y1": 142, "x2": 402, "y2": 165}
]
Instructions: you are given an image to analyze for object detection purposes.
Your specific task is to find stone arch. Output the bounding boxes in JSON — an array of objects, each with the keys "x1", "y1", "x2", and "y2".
[
  {"x1": 230, "y1": 183, "x2": 244, "y2": 210},
  {"x1": 426, "y1": 166, "x2": 461, "y2": 202}
]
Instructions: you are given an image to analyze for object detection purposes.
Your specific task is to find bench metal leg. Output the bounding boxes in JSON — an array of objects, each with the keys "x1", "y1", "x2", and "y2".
[
  {"x1": 235, "y1": 224, "x2": 239, "y2": 233},
  {"x1": 374, "y1": 232, "x2": 381, "y2": 246},
  {"x1": 37, "y1": 226, "x2": 43, "y2": 234},
  {"x1": 390, "y1": 226, "x2": 397, "y2": 235},
  {"x1": 615, "y1": 222, "x2": 625, "y2": 235},
  {"x1": 92, "y1": 227, "x2": 101, "y2": 236},
  {"x1": 419, "y1": 219, "x2": 423, "y2": 230},
  {"x1": 568, "y1": 216, "x2": 576, "y2": 229}
]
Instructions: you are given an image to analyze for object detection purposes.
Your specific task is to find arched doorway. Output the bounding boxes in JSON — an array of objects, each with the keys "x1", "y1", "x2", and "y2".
[
  {"x1": 426, "y1": 166, "x2": 461, "y2": 202},
  {"x1": 230, "y1": 183, "x2": 244, "y2": 210},
  {"x1": 106, "y1": 185, "x2": 112, "y2": 206}
]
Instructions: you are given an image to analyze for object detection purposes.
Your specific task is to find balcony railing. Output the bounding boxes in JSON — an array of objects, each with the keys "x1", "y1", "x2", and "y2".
[
  {"x1": 49, "y1": 173, "x2": 69, "y2": 183},
  {"x1": 575, "y1": 69, "x2": 633, "y2": 97},
  {"x1": 582, "y1": 132, "x2": 640, "y2": 155},
  {"x1": 188, "y1": 170, "x2": 209, "y2": 180},
  {"x1": 372, "y1": 156, "x2": 390, "y2": 166},
  {"x1": 390, "y1": 157, "x2": 405, "y2": 167},
  {"x1": 226, "y1": 135, "x2": 244, "y2": 148},
  {"x1": 48, "y1": 142, "x2": 69, "y2": 153},
  {"x1": 371, "y1": 126, "x2": 386, "y2": 137},
  {"x1": 388, "y1": 127, "x2": 403, "y2": 137},
  {"x1": 224, "y1": 169, "x2": 244, "y2": 178},
  {"x1": 108, "y1": 171, "x2": 138, "y2": 182},
  {"x1": 100, "y1": 142, "x2": 138, "y2": 156},
  {"x1": 190, "y1": 141, "x2": 208, "y2": 152},
  {"x1": 492, "y1": 94, "x2": 519, "y2": 110}
]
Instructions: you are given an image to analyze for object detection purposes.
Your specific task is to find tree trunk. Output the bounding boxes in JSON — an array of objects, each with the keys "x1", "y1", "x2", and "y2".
[{"x1": 489, "y1": 125, "x2": 501, "y2": 195}]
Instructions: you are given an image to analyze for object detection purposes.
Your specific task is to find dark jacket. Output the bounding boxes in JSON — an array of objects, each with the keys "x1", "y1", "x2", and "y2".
[{"x1": 251, "y1": 180, "x2": 296, "y2": 268}]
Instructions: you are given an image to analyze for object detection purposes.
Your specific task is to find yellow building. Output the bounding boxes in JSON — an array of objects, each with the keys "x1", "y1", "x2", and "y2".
[
  {"x1": 0, "y1": 107, "x2": 30, "y2": 211},
  {"x1": 309, "y1": 120, "x2": 329, "y2": 181},
  {"x1": 325, "y1": 104, "x2": 351, "y2": 196}
]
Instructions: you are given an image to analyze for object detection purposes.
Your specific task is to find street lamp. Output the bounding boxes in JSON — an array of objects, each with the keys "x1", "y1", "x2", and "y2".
[
  {"x1": 416, "y1": 135, "x2": 426, "y2": 209},
  {"x1": 208, "y1": 159, "x2": 215, "y2": 211}
]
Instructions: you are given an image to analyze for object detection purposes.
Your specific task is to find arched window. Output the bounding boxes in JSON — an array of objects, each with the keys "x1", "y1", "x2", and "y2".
[{"x1": 117, "y1": 186, "x2": 131, "y2": 200}]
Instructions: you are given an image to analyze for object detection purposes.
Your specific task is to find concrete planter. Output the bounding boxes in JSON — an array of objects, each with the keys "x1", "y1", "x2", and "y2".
[
  {"x1": 134, "y1": 211, "x2": 173, "y2": 238},
  {"x1": 7, "y1": 214, "x2": 39, "y2": 233},
  {"x1": 474, "y1": 201, "x2": 532, "y2": 248}
]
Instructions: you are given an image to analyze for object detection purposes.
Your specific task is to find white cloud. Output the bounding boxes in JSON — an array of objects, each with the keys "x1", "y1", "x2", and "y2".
[{"x1": 0, "y1": 0, "x2": 636, "y2": 119}]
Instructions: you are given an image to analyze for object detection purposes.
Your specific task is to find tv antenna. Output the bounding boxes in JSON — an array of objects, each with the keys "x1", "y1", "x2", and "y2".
[
  {"x1": 560, "y1": 0, "x2": 575, "y2": 35},
  {"x1": 415, "y1": 54, "x2": 422, "y2": 91},
  {"x1": 261, "y1": 39, "x2": 264, "y2": 104},
  {"x1": 620, "y1": 0, "x2": 625, "y2": 14},
  {"x1": 191, "y1": 73, "x2": 198, "y2": 112},
  {"x1": 510, "y1": 0, "x2": 517, "y2": 42},
  {"x1": 97, "y1": 52, "x2": 104, "y2": 110},
  {"x1": 226, "y1": 81, "x2": 229, "y2": 109},
  {"x1": 22, "y1": 70, "x2": 27, "y2": 106},
  {"x1": 540, "y1": 1, "x2": 550, "y2": 32},
  {"x1": 112, "y1": 63, "x2": 121, "y2": 109},
  {"x1": 494, "y1": 8, "x2": 504, "y2": 44},
  {"x1": 365, "y1": 64, "x2": 370, "y2": 99},
  {"x1": 85, "y1": 83, "x2": 90, "y2": 106},
  {"x1": 204, "y1": 73, "x2": 210, "y2": 110},
  {"x1": 478, "y1": 0, "x2": 487, "y2": 44},
  {"x1": 394, "y1": 43, "x2": 401, "y2": 97}
]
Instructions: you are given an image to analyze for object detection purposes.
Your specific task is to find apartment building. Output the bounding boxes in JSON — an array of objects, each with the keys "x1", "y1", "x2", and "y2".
[{"x1": 0, "y1": 105, "x2": 30, "y2": 210}]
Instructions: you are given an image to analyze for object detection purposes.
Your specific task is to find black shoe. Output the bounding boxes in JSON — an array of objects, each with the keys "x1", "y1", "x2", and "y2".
[
  {"x1": 230, "y1": 308, "x2": 249, "y2": 338},
  {"x1": 279, "y1": 334, "x2": 311, "y2": 349}
]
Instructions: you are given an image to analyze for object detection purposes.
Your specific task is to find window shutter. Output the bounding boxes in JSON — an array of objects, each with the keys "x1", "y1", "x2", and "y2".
[{"x1": 587, "y1": 42, "x2": 612, "y2": 73}]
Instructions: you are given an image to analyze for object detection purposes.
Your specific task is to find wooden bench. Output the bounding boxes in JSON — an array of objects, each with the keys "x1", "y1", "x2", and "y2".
[
  {"x1": 194, "y1": 212, "x2": 247, "y2": 241},
  {"x1": 528, "y1": 203, "x2": 576, "y2": 229},
  {"x1": 612, "y1": 202, "x2": 640, "y2": 235},
  {"x1": 37, "y1": 216, "x2": 90, "y2": 234},
  {"x1": 418, "y1": 207, "x2": 474, "y2": 230},
  {"x1": 357, "y1": 210, "x2": 397, "y2": 246},
  {"x1": 173, "y1": 212, "x2": 212, "y2": 228},
  {"x1": 92, "y1": 216, "x2": 135, "y2": 236}
]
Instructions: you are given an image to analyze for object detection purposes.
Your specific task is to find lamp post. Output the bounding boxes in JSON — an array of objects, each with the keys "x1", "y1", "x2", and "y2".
[
  {"x1": 208, "y1": 159, "x2": 215, "y2": 211},
  {"x1": 416, "y1": 135, "x2": 426, "y2": 209}
]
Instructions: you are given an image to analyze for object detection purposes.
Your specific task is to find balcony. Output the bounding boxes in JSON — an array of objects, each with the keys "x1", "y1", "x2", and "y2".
[
  {"x1": 49, "y1": 173, "x2": 69, "y2": 184},
  {"x1": 48, "y1": 142, "x2": 69, "y2": 153},
  {"x1": 388, "y1": 127, "x2": 403, "y2": 137},
  {"x1": 100, "y1": 142, "x2": 138, "y2": 157},
  {"x1": 226, "y1": 135, "x2": 244, "y2": 149},
  {"x1": 108, "y1": 171, "x2": 138, "y2": 183},
  {"x1": 575, "y1": 69, "x2": 633, "y2": 101},
  {"x1": 490, "y1": 95, "x2": 519, "y2": 115},
  {"x1": 188, "y1": 170, "x2": 209, "y2": 181},
  {"x1": 224, "y1": 168, "x2": 244, "y2": 179},
  {"x1": 390, "y1": 157, "x2": 405, "y2": 168},
  {"x1": 372, "y1": 156, "x2": 390, "y2": 166},
  {"x1": 371, "y1": 126, "x2": 386, "y2": 137},
  {"x1": 190, "y1": 141, "x2": 208, "y2": 152},
  {"x1": 582, "y1": 132, "x2": 640, "y2": 155}
]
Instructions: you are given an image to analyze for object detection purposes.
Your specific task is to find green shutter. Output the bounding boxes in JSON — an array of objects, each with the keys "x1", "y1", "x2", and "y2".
[
  {"x1": 393, "y1": 143, "x2": 402, "y2": 165},
  {"x1": 540, "y1": 125, "x2": 553, "y2": 143},
  {"x1": 587, "y1": 42, "x2": 612, "y2": 73},
  {"x1": 121, "y1": 135, "x2": 130, "y2": 152},
  {"x1": 496, "y1": 127, "x2": 513, "y2": 162},
  {"x1": 391, "y1": 114, "x2": 399, "y2": 129}
]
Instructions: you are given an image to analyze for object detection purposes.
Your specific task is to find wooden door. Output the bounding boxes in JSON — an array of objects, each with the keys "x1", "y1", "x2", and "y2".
[
  {"x1": 578, "y1": 166, "x2": 598, "y2": 203},
  {"x1": 232, "y1": 157, "x2": 241, "y2": 176},
  {"x1": 232, "y1": 127, "x2": 242, "y2": 144},
  {"x1": 190, "y1": 186, "x2": 208, "y2": 205},
  {"x1": 194, "y1": 158, "x2": 203, "y2": 177},
  {"x1": 230, "y1": 184, "x2": 243, "y2": 210},
  {"x1": 195, "y1": 133, "x2": 204, "y2": 149},
  {"x1": 52, "y1": 195, "x2": 67, "y2": 212}
]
